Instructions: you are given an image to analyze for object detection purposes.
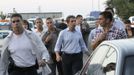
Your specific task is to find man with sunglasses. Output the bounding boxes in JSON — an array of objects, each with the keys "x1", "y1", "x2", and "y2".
[
  {"x1": 0, "y1": 13, "x2": 50, "y2": 75},
  {"x1": 55, "y1": 15, "x2": 89, "y2": 75}
]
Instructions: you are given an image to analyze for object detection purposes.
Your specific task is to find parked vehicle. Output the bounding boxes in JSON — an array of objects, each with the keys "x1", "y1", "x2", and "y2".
[
  {"x1": 85, "y1": 16, "x2": 97, "y2": 28},
  {"x1": 77, "y1": 38, "x2": 134, "y2": 75},
  {"x1": 0, "y1": 22, "x2": 11, "y2": 30}
]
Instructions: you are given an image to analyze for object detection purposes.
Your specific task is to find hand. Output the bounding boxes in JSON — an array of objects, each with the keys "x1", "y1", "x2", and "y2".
[
  {"x1": 56, "y1": 55, "x2": 62, "y2": 62},
  {"x1": 85, "y1": 51, "x2": 90, "y2": 56},
  {"x1": 97, "y1": 32, "x2": 107, "y2": 42},
  {"x1": 38, "y1": 59, "x2": 46, "y2": 67}
]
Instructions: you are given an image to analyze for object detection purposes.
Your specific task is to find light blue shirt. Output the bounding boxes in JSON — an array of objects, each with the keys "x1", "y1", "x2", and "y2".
[
  {"x1": 54, "y1": 28, "x2": 88, "y2": 54},
  {"x1": 113, "y1": 19, "x2": 125, "y2": 31}
]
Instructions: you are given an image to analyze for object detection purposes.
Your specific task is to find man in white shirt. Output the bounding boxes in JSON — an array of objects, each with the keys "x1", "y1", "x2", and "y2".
[
  {"x1": 0, "y1": 13, "x2": 50, "y2": 75},
  {"x1": 34, "y1": 18, "x2": 46, "y2": 38},
  {"x1": 75, "y1": 15, "x2": 90, "y2": 47}
]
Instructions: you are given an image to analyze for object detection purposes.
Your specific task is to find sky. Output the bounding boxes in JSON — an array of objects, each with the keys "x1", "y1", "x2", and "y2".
[{"x1": 0, "y1": 0, "x2": 107, "y2": 17}]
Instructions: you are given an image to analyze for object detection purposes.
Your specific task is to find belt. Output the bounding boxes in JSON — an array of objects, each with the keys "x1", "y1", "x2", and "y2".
[
  {"x1": 62, "y1": 51, "x2": 82, "y2": 56},
  {"x1": 13, "y1": 65, "x2": 36, "y2": 71}
]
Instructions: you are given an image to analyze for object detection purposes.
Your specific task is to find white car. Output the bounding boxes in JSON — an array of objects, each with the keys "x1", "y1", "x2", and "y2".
[
  {"x1": 76, "y1": 38, "x2": 134, "y2": 75},
  {"x1": 0, "y1": 30, "x2": 11, "y2": 57},
  {"x1": 85, "y1": 16, "x2": 97, "y2": 28}
]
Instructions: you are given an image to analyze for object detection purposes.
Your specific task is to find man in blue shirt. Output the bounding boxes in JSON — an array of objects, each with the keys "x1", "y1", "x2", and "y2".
[{"x1": 54, "y1": 15, "x2": 89, "y2": 75}]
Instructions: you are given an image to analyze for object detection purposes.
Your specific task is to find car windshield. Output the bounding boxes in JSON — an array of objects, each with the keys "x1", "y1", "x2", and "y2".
[{"x1": 123, "y1": 56, "x2": 134, "y2": 75}]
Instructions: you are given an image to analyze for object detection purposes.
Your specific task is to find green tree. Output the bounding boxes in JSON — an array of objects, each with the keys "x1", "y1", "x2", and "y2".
[
  {"x1": 0, "y1": 11, "x2": 6, "y2": 20},
  {"x1": 106, "y1": 0, "x2": 134, "y2": 19}
]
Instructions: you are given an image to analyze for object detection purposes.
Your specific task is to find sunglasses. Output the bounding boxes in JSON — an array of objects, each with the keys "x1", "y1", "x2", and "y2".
[
  {"x1": 12, "y1": 20, "x2": 20, "y2": 23},
  {"x1": 46, "y1": 22, "x2": 52, "y2": 24},
  {"x1": 70, "y1": 20, "x2": 76, "y2": 23}
]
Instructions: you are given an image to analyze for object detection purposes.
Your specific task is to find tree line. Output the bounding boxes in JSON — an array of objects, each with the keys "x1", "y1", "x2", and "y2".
[{"x1": 106, "y1": 0, "x2": 134, "y2": 20}]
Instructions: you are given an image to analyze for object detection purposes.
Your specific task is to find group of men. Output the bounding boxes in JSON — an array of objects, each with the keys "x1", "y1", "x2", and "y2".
[{"x1": 0, "y1": 7, "x2": 127, "y2": 75}]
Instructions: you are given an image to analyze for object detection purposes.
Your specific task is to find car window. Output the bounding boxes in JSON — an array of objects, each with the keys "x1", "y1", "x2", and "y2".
[
  {"x1": 102, "y1": 47, "x2": 117, "y2": 75},
  {"x1": 123, "y1": 56, "x2": 134, "y2": 75},
  {"x1": 85, "y1": 45, "x2": 110, "y2": 75},
  {"x1": 86, "y1": 17, "x2": 96, "y2": 21}
]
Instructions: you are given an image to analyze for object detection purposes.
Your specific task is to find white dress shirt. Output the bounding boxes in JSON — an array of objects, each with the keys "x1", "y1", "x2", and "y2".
[
  {"x1": 8, "y1": 32, "x2": 36, "y2": 67},
  {"x1": 75, "y1": 25, "x2": 82, "y2": 35}
]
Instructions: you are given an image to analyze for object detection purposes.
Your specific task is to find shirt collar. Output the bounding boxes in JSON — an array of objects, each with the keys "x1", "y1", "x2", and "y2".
[{"x1": 66, "y1": 27, "x2": 76, "y2": 32}]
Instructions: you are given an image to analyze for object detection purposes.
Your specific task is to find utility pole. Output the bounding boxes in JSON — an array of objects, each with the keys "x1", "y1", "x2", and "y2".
[
  {"x1": 38, "y1": 6, "x2": 41, "y2": 13},
  {"x1": 13, "y1": 8, "x2": 17, "y2": 13},
  {"x1": 98, "y1": 0, "x2": 100, "y2": 11},
  {"x1": 92, "y1": 0, "x2": 94, "y2": 11}
]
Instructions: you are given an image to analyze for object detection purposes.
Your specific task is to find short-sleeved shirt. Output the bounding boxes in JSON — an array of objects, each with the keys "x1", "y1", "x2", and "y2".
[{"x1": 92, "y1": 25, "x2": 127, "y2": 43}]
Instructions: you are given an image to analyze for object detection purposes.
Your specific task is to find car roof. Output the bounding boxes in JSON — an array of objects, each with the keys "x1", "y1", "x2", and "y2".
[{"x1": 99, "y1": 38, "x2": 134, "y2": 56}]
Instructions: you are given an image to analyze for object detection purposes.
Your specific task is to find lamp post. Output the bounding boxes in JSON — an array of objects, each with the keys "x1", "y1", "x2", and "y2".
[
  {"x1": 92, "y1": 0, "x2": 93, "y2": 11},
  {"x1": 98, "y1": 0, "x2": 100, "y2": 11}
]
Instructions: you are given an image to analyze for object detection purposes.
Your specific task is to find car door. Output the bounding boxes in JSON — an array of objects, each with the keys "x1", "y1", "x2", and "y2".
[
  {"x1": 123, "y1": 56, "x2": 134, "y2": 75},
  {"x1": 102, "y1": 47, "x2": 117, "y2": 75},
  {"x1": 80, "y1": 44, "x2": 117, "y2": 75}
]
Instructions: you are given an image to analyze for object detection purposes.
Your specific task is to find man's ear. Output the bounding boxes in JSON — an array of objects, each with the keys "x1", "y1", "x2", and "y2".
[{"x1": 106, "y1": 19, "x2": 110, "y2": 23}]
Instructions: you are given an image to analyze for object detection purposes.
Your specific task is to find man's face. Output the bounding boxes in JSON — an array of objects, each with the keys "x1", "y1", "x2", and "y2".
[
  {"x1": 95, "y1": 20, "x2": 100, "y2": 27},
  {"x1": 11, "y1": 17, "x2": 23, "y2": 34},
  {"x1": 77, "y1": 17, "x2": 83, "y2": 24},
  {"x1": 22, "y1": 22, "x2": 28, "y2": 29},
  {"x1": 35, "y1": 19, "x2": 43, "y2": 28},
  {"x1": 98, "y1": 15, "x2": 107, "y2": 27},
  {"x1": 68, "y1": 18, "x2": 76, "y2": 29},
  {"x1": 46, "y1": 19, "x2": 54, "y2": 29}
]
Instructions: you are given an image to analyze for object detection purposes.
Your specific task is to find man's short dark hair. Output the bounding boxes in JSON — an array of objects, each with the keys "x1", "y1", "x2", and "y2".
[
  {"x1": 100, "y1": 11, "x2": 113, "y2": 22},
  {"x1": 11, "y1": 13, "x2": 23, "y2": 19},
  {"x1": 46, "y1": 17, "x2": 53, "y2": 20},
  {"x1": 35, "y1": 17, "x2": 43, "y2": 21},
  {"x1": 76, "y1": 15, "x2": 83, "y2": 19},
  {"x1": 66, "y1": 15, "x2": 75, "y2": 23},
  {"x1": 105, "y1": 7, "x2": 114, "y2": 14}
]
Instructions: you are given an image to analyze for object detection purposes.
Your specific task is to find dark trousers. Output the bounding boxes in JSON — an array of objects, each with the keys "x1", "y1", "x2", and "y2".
[
  {"x1": 62, "y1": 52, "x2": 83, "y2": 75},
  {"x1": 48, "y1": 53, "x2": 63, "y2": 75},
  {"x1": 9, "y1": 65, "x2": 38, "y2": 75}
]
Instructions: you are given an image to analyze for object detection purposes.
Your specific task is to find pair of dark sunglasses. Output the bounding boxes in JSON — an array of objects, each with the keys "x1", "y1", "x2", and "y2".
[
  {"x1": 12, "y1": 20, "x2": 20, "y2": 23},
  {"x1": 70, "y1": 20, "x2": 76, "y2": 23}
]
